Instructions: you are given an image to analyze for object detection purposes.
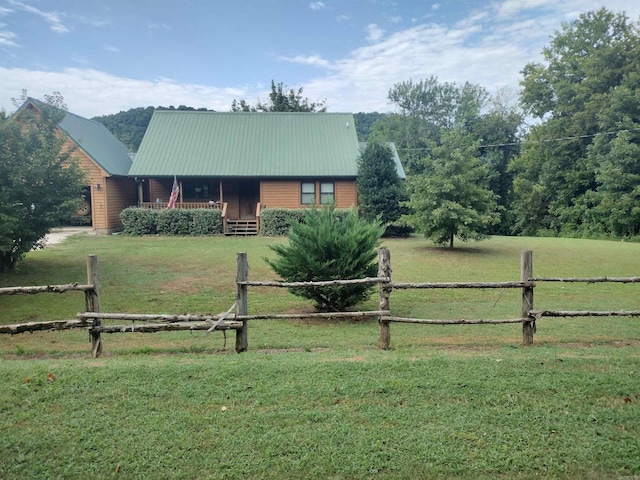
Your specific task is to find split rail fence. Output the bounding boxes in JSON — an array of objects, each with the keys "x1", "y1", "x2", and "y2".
[{"x1": 1, "y1": 251, "x2": 638, "y2": 357}]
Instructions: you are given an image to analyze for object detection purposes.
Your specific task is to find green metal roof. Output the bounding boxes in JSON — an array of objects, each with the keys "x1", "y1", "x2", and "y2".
[
  {"x1": 58, "y1": 111, "x2": 133, "y2": 176},
  {"x1": 14, "y1": 98, "x2": 133, "y2": 176},
  {"x1": 129, "y1": 111, "x2": 362, "y2": 178}
]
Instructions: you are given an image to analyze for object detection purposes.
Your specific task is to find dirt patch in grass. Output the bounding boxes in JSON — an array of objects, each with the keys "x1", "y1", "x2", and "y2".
[
  {"x1": 610, "y1": 339, "x2": 640, "y2": 348},
  {"x1": 437, "y1": 344, "x2": 502, "y2": 352},
  {"x1": 255, "y1": 347, "x2": 330, "y2": 354},
  {"x1": 158, "y1": 274, "x2": 214, "y2": 294},
  {"x1": 548, "y1": 340, "x2": 640, "y2": 349}
]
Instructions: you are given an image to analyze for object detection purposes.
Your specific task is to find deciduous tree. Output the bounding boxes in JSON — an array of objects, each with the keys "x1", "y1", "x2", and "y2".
[
  {"x1": 231, "y1": 80, "x2": 326, "y2": 112},
  {"x1": 0, "y1": 93, "x2": 86, "y2": 272},
  {"x1": 512, "y1": 8, "x2": 640, "y2": 237},
  {"x1": 404, "y1": 130, "x2": 501, "y2": 248}
]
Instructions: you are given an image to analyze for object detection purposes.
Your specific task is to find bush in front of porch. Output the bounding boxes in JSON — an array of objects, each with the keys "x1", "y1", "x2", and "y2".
[{"x1": 120, "y1": 207, "x2": 222, "y2": 236}]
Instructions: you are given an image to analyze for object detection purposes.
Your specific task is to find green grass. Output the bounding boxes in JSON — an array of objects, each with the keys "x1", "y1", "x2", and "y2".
[{"x1": 1, "y1": 234, "x2": 639, "y2": 478}]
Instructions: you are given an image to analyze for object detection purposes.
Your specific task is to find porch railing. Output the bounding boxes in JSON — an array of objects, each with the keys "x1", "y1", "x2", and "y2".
[{"x1": 139, "y1": 201, "x2": 223, "y2": 210}]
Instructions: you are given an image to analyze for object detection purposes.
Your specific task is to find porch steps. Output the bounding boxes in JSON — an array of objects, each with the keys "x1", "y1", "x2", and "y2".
[{"x1": 225, "y1": 219, "x2": 258, "y2": 236}]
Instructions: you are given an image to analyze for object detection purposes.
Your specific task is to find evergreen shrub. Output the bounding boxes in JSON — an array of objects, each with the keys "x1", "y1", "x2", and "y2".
[{"x1": 265, "y1": 206, "x2": 383, "y2": 312}]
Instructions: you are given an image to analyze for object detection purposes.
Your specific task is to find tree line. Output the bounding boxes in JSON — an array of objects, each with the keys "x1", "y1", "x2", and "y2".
[
  {"x1": 2, "y1": 7, "x2": 638, "y2": 273},
  {"x1": 361, "y1": 8, "x2": 640, "y2": 243},
  {"x1": 91, "y1": 9, "x2": 640, "y2": 244}
]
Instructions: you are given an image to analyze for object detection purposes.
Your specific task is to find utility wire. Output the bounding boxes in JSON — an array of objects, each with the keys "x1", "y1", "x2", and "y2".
[{"x1": 396, "y1": 127, "x2": 640, "y2": 151}]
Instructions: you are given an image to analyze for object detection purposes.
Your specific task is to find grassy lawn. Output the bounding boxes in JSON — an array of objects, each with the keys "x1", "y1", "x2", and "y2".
[{"x1": 0, "y1": 234, "x2": 639, "y2": 478}]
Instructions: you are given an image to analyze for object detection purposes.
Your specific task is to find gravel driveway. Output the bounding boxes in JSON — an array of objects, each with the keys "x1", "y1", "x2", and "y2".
[{"x1": 44, "y1": 227, "x2": 95, "y2": 247}]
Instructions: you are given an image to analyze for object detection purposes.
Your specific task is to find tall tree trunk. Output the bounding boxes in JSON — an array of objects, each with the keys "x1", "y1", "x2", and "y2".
[{"x1": 449, "y1": 232, "x2": 454, "y2": 249}]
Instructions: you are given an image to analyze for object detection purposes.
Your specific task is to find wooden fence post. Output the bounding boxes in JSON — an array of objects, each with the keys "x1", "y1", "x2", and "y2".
[
  {"x1": 86, "y1": 254, "x2": 102, "y2": 357},
  {"x1": 378, "y1": 248, "x2": 391, "y2": 350},
  {"x1": 236, "y1": 252, "x2": 249, "y2": 353},
  {"x1": 521, "y1": 250, "x2": 535, "y2": 345}
]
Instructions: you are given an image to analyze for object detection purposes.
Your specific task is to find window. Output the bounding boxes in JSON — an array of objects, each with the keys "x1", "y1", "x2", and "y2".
[
  {"x1": 301, "y1": 182, "x2": 316, "y2": 205},
  {"x1": 320, "y1": 182, "x2": 335, "y2": 204},
  {"x1": 183, "y1": 181, "x2": 210, "y2": 200}
]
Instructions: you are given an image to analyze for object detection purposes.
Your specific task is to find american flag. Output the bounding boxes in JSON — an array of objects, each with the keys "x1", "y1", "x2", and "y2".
[{"x1": 166, "y1": 176, "x2": 179, "y2": 209}]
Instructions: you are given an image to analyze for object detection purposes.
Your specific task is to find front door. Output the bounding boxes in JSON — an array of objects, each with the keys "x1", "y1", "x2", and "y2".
[{"x1": 239, "y1": 181, "x2": 259, "y2": 219}]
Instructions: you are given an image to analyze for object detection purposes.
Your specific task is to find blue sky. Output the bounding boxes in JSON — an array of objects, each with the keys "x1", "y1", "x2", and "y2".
[{"x1": 1, "y1": 0, "x2": 639, "y2": 118}]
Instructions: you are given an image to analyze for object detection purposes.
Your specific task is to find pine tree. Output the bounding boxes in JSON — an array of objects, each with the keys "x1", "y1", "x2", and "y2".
[{"x1": 357, "y1": 143, "x2": 409, "y2": 236}]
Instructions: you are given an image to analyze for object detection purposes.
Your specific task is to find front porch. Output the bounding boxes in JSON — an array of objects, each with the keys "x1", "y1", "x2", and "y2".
[{"x1": 138, "y1": 200, "x2": 260, "y2": 235}]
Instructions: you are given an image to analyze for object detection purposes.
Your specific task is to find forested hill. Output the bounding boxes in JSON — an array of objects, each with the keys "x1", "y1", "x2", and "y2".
[
  {"x1": 92, "y1": 107, "x2": 387, "y2": 152},
  {"x1": 92, "y1": 105, "x2": 213, "y2": 152},
  {"x1": 353, "y1": 112, "x2": 388, "y2": 140}
]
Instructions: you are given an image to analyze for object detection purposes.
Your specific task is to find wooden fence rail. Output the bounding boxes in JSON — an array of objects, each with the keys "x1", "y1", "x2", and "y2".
[
  {"x1": 0, "y1": 254, "x2": 102, "y2": 356},
  {"x1": 0, "y1": 284, "x2": 94, "y2": 295},
  {"x1": 1, "y1": 250, "x2": 637, "y2": 356}
]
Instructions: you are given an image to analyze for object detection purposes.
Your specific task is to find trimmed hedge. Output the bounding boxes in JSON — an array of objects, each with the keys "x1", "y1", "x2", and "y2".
[
  {"x1": 120, "y1": 207, "x2": 222, "y2": 236},
  {"x1": 120, "y1": 208, "x2": 158, "y2": 235},
  {"x1": 259, "y1": 208, "x2": 307, "y2": 236},
  {"x1": 259, "y1": 208, "x2": 354, "y2": 236}
]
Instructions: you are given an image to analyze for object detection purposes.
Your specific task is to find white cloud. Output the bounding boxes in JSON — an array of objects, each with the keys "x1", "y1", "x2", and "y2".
[
  {"x1": 309, "y1": 2, "x2": 326, "y2": 11},
  {"x1": 147, "y1": 23, "x2": 171, "y2": 31},
  {"x1": 366, "y1": 23, "x2": 384, "y2": 42},
  {"x1": 432, "y1": 3, "x2": 441, "y2": 11},
  {"x1": 336, "y1": 14, "x2": 350, "y2": 22},
  {"x1": 494, "y1": 0, "x2": 556, "y2": 20},
  {"x1": 4, "y1": 1, "x2": 640, "y2": 119},
  {"x1": 104, "y1": 45, "x2": 120, "y2": 53},
  {"x1": 0, "y1": 67, "x2": 249, "y2": 117},
  {"x1": 300, "y1": 17, "x2": 547, "y2": 113},
  {"x1": 0, "y1": 25, "x2": 18, "y2": 47},
  {"x1": 13, "y1": 2, "x2": 69, "y2": 33},
  {"x1": 278, "y1": 54, "x2": 332, "y2": 69}
]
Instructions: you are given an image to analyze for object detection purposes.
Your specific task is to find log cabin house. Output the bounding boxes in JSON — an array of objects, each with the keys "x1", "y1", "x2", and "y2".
[
  {"x1": 12, "y1": 105, "x2": 403, "y2": 236},
  {"x1": 129, "y1": 111, "x2": 404, "y2": 235},
  {"x1": 13, "y1": 99, "x2": 136, "y2": 233}
]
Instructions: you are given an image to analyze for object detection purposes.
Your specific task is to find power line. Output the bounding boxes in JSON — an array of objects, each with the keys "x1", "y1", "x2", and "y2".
[
  {"x1": 396, "y1": 127, "x2": 640, "y2": 151},
  {"x1": 480, "y1": 127, "x2": 640, "y2": 148}
]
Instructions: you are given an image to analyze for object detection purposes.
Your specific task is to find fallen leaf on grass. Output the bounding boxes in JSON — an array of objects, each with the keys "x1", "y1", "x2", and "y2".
[
  {"x1": 221, "y1": 406, "x2": 227, "y2": 412},
  {"x1": 47, "y1": 373, "x2": 56, "y2": 382}
]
